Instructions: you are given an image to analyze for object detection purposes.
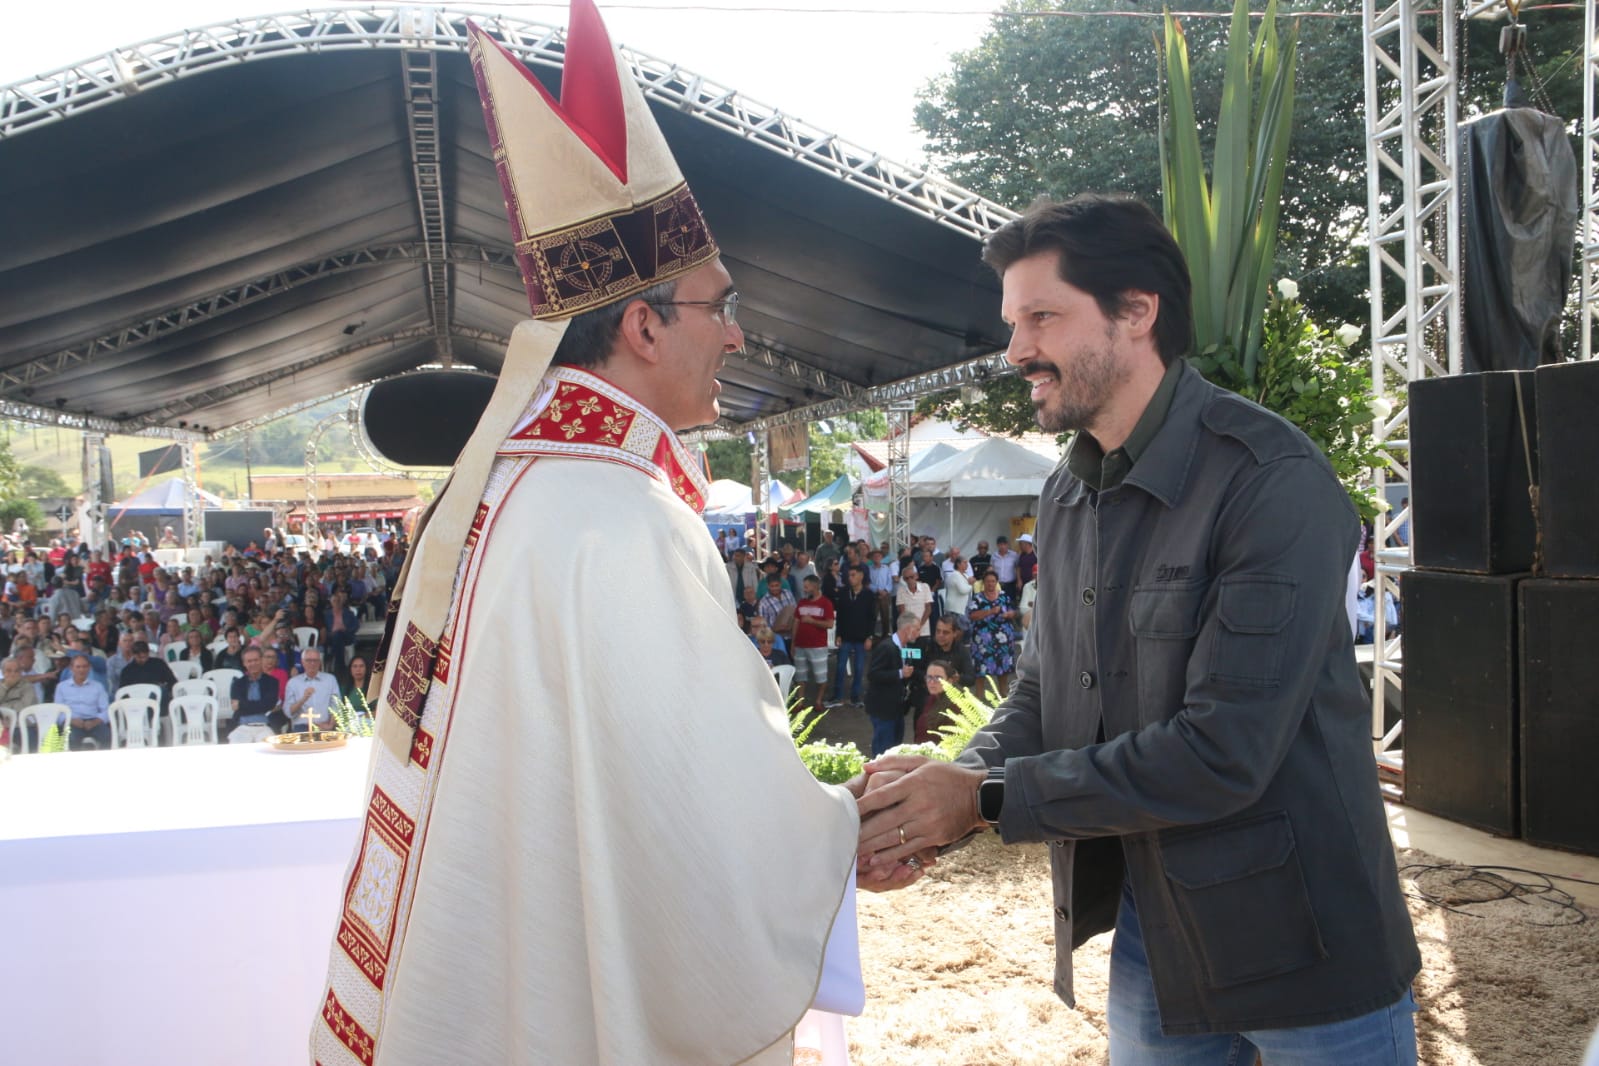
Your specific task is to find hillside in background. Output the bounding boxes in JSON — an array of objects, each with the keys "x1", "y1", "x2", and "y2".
[{"x1": 4, "y1": 394, "x2": 367, "y2": 501}]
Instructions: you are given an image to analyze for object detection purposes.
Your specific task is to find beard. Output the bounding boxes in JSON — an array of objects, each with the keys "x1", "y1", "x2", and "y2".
[{"x1": 1020, "y1": 322, "x2": 1127, "y2": 434}]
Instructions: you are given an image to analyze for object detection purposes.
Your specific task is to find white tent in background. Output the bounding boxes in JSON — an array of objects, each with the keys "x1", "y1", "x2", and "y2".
[
  {"x1": 701, "y1": 478, "x2": 800, "y2": 517},
  {"x1": 906, "y1": 436, "x2": 1061, "y2": 550}
]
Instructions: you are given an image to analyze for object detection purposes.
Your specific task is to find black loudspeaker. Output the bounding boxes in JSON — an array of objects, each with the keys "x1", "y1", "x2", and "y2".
[
  {"x1": 1408, "y1": 372, "x2": 1537, "y2": 574},
  {"x1": 361, "y1": 371, "x2": 497, "y2": 468},
  {"x1": 1535, "y1": 361, "x2": 1599, "y2": 578},
  {"x1": 1401, "y1": 570, "x2": 1522, "y2": 836},
  {"x1": 1519, "y1": 579, "x2": 1599, "y2": 856}
]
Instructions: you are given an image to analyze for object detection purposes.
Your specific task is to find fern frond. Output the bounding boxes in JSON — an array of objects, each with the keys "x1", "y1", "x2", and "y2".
[{"x1": 933, "y1": 683, "x2": 999, "y2": 760}]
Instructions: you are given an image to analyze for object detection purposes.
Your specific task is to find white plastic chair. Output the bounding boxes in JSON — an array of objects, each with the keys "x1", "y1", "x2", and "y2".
[
  {"x1": 173, "y1": 678, "x2": 217, "y2": 702},
  {"x1": 168, "y1": 660, "x2": 202, "y2": 682},
  {"x1": 109, "y1": 698, "x2": 159, "y2": 748},
  {"x1": 202, "y1": 668, "x2": 241, "y2": 696},
  {"x1": 206, "y1": 637, "x2": 229, "y2": 655},
  {"x1": 203, "y1": 669, "x2": 242, "y2": 730},
  {"x1": 772, "y1": 664, "x2": 797, "y2": 701},
  {"x1": 293, "y1": 626, "x2": 320, "y2": 651},
  {"x1": 168, "y1": 695, "x2": 217, "y2": 745},
  {"x1": 161, "y1": 642, "x2": 184, "y2": 663},
  {"x1": 115, "y1": 683, "x2": 164, "y2": 706},
  {"x1": 15, "y1": 703, "x2": 70, "y2": 753}
]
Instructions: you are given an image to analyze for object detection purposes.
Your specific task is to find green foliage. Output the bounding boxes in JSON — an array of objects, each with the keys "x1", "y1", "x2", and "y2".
[
  {"x1": 934, "y1": 680, "x2": 1001, "y2": 760},
  {"x1": 0, "y1": 438, "x2": 23, "y2": 501},
  {"x1": 1161, "y1": 0, "x2": 1297, "y2": 383},
  {"x1": 915, "y1": 0, "x2": 1369, "y2": 327},
  {"x1": 40, "y1": 720, "x2": 69, "y2": 754},
  {"x1": 0, "y1": 498, "x2": 45, "y2": 533},
  {"x1": 797, "y1": 740, "x2": 868, "y2": 784},
  {"x1": 702, "y1": 438, "x2": 752, "y2": 483},
  {"x1": 1191, "y1": 293, "x2": 1385, "y2": 521},
  {"x1": 18, "y1": 464, "x2": 71, "y2": 498},
  {"x1": 919, "y1": 376, "x2": 1053, "y2": 441},
  {"x1": 330, "y1": 695, "x2": 375, "y2": 737}
]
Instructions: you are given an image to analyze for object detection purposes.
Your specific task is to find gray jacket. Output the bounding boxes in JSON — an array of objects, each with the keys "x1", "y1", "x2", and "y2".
[{"x1": 958, "y1": 363, "x2": 1419, "y2": 1034}]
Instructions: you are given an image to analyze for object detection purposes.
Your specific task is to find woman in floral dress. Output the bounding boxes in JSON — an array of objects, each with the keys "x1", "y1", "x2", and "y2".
[{"x1": 966, "y1": 570, "x2": 1019, "y2": 695}]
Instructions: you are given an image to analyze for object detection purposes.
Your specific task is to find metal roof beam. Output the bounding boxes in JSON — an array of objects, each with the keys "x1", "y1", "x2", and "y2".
[
  {"x1": 125, "y1": 325, "x2": 509, "y2": 429},
  {"x1": 731, "y1": 344, "x2": 863, "y2": 401},
  {"x1": 730, "y1": 351, "x2": 1011, "y2": 433},
  {"x1": 0, "y1": 399, "x2": 202, "y2": 440},
  {"x1": 400, "y1": 22, "x2": 454, "y2": 365},
  {"x1": 0, "y1": 242, "x2": 513, "y2": 397},
  {"x1": 0, "y1": 9, "x2": 1015, "y2": 239}
]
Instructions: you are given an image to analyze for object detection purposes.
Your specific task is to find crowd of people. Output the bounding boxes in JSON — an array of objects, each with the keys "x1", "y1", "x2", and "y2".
[
  {"x1": 723, "y1": 528, "x2": 1040, "y2": 755},
  {"x1": 0, "y1": 529, "x2": 399, "y2": 749}
]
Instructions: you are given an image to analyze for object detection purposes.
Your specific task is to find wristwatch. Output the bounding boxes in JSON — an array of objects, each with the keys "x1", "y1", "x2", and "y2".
[{"x1": 977, "y1": 768, "x2": 1005, "y2": 825}]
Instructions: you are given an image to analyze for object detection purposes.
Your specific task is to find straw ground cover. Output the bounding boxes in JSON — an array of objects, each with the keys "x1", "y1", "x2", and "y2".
[{"x1": 847, "y1": 837, "x2": 1598, "y2": 1065}]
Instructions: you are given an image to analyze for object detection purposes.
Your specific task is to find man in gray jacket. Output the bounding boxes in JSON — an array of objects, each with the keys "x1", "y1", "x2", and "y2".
[{"x1": 857, "y1": 194, "x2": 1419, "y2": 1064}]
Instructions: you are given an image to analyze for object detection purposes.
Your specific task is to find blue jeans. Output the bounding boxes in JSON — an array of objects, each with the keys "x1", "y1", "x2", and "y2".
[
  {"x1": 1107, "y1": 885, "x2": 1417, "y2": 1066},
  {"x1": 832, "y1": 641, "x2": 867, "y2": 702},
  {"x1": 869, "y1": 713, "x2": 904, "y2": 757}
]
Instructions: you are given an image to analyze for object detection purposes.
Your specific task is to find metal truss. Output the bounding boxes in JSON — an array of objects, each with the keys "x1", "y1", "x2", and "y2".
[
  {"x1": 0, "y1": 8, "x2": 1015, "y2": 242},
  {"x1": 737, "y1": 351, "x2": 1011, "y2": 434},
  {"x1": 1582, "y1": 0, "x2": 1599, "y2": 360},
  {"x1": 181, "y1": 440, "x2": 203, "y2": 548},
  {"x1": 0, "y1": 243, "x2": 512, "y2": 399},
  {"x1": 885, "y1": 403, "x2": 913, "y2": 555},
  {"x1": 399, "y1": 22, "x2": 454, "y2": 366},
  {"x1": 734, "y1": 344, "x2": 863, "y2": 402},
  {"x1": 752, "y1": 431, "x2": 771, "y2": 560},
  {"x1": 303, "y1": 406, "x2": 350, "y2": 534},
  {"x1": 0, "y1": 399, "x2": 200, "y2": 440},
  {"x1": 126, "y1": 325, "x2": 508, "y2": 430},
  {"x1": 80, "y1": 432, "x2": 105, "y2": 550},
  {"x1": 1362, "y1": 0, "x2": 1462, "y2": 767}
]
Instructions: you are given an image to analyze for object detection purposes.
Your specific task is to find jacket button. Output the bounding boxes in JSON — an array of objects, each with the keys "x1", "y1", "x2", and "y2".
[
  {"x1": 1081, "y1": 587, "x2": 1096, "y2": 606},
  {"x1": 1079, "y1": 671, "x2": 1094, "y2": 689},
  {"x1": 1054, "y1": 905, "x2": 1069, "y2": 921}
]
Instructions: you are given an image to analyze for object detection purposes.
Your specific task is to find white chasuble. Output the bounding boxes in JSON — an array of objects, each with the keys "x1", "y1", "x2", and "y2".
[{"x1": 313, "y1": 368, "x2": 859, "y2": 1065}]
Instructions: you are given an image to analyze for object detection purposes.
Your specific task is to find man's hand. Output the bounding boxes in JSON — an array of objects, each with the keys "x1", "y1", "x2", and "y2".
[
  {"x1": 856, "y1": 757, "x2": 986, "y2": 869},
  {"x1": 857, "y1": 847, "x2": 938, "y2": 893}
]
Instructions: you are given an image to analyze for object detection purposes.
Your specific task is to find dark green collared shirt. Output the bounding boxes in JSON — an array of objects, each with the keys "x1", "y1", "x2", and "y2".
[{"x1": 1065, "y1": 356, "x2": 1185, "y2": 491}]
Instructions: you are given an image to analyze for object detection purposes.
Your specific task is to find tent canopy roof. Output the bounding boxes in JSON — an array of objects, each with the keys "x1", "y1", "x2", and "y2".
[
  {"x1": 0, "y1": 8, "x2": 1013, "y2": 439},
  {"x1": 909, "y1": 435, "x2": 1060, "y2": 499}
]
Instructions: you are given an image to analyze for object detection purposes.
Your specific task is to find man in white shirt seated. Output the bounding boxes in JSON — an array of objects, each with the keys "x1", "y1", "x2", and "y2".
[{"x1": 282, "y1": 647, "x2": 341, "y2": 732}]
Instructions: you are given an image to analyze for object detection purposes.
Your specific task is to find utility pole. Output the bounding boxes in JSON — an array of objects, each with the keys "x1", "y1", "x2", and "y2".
[{"x1": 244, "y1": 431, "x2": 254, "y2": 501}]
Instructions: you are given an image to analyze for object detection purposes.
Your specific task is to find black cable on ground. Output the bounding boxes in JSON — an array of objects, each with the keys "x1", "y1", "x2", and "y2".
[{"x1": 1399, "y1": 862, "x2": 1590, "y2": 927}]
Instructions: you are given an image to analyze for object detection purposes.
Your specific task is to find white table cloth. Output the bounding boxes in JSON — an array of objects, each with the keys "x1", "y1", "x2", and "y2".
[{"x1": 0, "y1": 740, "x2": 371, "y2": 1066}]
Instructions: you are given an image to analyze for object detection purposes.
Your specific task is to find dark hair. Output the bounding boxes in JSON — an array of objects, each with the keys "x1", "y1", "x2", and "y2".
[
  {"x1": 928, "y1": 658, "x2": 960, "y2": 683},
  {"x1": 982, "y1": 193, "x2": 1193, "y2": 366},
  {"x1": 551, "y1": 279, "x2": 679, "y2": 369}
]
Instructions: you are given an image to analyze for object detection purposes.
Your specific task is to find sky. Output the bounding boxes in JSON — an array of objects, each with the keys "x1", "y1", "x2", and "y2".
[{"x1": 0, "y1": 1, "x2": 1000, "y2": 163}]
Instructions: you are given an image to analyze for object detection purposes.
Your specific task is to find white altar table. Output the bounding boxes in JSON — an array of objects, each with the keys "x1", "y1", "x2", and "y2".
[{"x1": 0, "y1": 740, "x2": 371, "y2": 1066}]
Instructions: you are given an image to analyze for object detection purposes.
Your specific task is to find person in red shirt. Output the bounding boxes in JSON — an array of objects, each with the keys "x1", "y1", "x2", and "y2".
[
  {"x1": 790, "y1": 574, "x2": 835, "y2": 717},
  {"x1": 86, "y1": 551, "x2": 113, "y2": 589}
]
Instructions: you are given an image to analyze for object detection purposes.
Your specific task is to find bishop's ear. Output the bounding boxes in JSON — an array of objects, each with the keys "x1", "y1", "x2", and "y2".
[{"x1": 615, "y1": 297, "x2": 666, "y2": 366}]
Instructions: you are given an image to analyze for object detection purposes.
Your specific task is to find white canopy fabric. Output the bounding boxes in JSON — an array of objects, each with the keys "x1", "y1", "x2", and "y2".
[
  {"x1": 908, "y1": 437, "x2": 1059, "y2": 499},
  {"x1": 904, "y1": 437, "x2": 1061, "y2": 552},
  {"x1": 702, "y1": 478, "x2": 799, "y2": 517},
  {"x1": 111, "y1": 476, "x2": 225, "y2": 513}
]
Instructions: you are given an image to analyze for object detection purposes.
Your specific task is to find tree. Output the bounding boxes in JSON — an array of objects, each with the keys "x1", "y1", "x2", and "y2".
[
  {"x1": 0, "y1": 498, "x2": 44, "y2": 533},
  {"x1": 916, "y1": 0, "x2": 1584, "y2": 342},
  {"x1": 703, "y1": 438, "x2": 753, "y2": 483},
  {"x1": 18, "y1": 463, "x2": 71, "y2": 499}
]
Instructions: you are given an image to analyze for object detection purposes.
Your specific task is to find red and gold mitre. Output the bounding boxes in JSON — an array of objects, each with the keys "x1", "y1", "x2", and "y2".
[{"x1": 466, "y1": 2, "x2": 719, "y2": 320}]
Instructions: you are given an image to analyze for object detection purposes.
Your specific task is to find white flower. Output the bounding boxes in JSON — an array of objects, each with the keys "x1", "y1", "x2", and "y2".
[
  {"x1": 1370, "y1": 396, "x2": 1393, "y2": 420},
  {"x1": 1276, "y1": 278, "x2": 1300, "y2": 301},
  {"x1": 1335, "y1": 322, "x2": 1363, "y2": 346}
]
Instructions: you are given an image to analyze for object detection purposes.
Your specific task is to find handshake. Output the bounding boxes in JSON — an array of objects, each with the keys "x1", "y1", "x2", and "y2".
[{"x1": 845, "y1": 754, "x2": 991, "y2": 893}]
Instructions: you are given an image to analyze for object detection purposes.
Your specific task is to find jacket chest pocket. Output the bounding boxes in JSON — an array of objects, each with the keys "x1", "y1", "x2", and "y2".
[
  {"x1": 1210, "y1": 576, "x2": 1296, "y2": 688},
  {"x1": 1128, "y1": 584, "x2": 1203, "y2": 726}
]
